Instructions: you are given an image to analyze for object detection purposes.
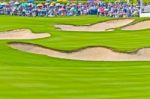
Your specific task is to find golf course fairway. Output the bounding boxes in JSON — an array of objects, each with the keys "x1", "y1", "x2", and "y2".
[{"x1": 1, "y1": 16, "x2": 150, "y2": 99}]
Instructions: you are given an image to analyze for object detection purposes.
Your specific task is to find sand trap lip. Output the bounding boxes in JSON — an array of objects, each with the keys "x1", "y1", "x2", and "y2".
[
  {"x1": 9, "y1": 42, "x2": 150, "y2": 61},
  {"x1": 0, "y1": 29, "x2": 50, "y2": 40},
  {"x1": 122, "y1": 20, "x2": 150, "y2": 30},
  {"x1": 55, "y1": 19, "x2": 134, "y2": 32}
]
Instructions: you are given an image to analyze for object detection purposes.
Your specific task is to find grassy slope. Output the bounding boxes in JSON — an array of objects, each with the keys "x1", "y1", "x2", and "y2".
[{"x1": 1, "y1": 16, "x2": 150, "y2": 99}]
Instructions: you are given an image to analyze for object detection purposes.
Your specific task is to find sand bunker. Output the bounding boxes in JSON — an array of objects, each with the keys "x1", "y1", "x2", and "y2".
[
  {"x1": 9, "y1": 42, "x2": 150, "y2": 61},
  {"x1": 0, "y1": 29, "x2": 50, "y2": 40},
  {"x1": 122, "y1": 20, "x2": 150, "y2": 30},
  {"x1": 55, "y1": 19, "x2": 134, "y2": 32}
]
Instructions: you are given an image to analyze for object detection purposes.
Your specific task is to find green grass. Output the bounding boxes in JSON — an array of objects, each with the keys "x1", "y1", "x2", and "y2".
[{"x1": 1, "y1": 15, "x2": 150, "y2": 99}]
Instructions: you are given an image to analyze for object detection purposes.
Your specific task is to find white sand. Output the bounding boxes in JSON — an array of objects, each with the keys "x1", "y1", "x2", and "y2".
[
  {"x1": 0, "y1": 29, "x2": 50, "y2": 40},
  {"x1": 122, "y1": 20, "x2": 150, "y2": 30},
  {"x1": 9, "y1": 43, "x2": 150, "y2": 61},
  {"x1": 55, "y1": 19, "x2": 134, "y2": 32}
]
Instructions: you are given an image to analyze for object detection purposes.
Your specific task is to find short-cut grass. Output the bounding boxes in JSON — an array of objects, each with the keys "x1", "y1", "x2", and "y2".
[{"x1": 1, "y1": 15, "x2": 150, "y2": 99}]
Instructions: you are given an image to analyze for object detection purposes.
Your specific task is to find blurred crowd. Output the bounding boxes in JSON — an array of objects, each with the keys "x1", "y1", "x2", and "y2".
[{"x1": 0, "y1": 1, "x2": 139, "y2": 18}]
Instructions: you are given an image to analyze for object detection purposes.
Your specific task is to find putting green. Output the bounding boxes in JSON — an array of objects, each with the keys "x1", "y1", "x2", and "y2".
[{"x1": 1, "y1": 16, "x2": 150, "y2": 99}]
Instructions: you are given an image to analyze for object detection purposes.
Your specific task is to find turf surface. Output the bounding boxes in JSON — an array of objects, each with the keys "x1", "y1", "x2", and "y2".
[{"x1": 1, "y1": 16, "x2": 150, "y2": 99}]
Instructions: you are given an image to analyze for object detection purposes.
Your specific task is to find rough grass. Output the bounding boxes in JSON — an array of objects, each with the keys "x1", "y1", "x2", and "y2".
[{"x1": 1, "y1": 16, "x2": 150, "y2": 99}]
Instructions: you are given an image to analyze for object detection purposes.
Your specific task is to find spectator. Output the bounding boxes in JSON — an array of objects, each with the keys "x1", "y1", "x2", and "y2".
[{"x1": 0, "y1": 1, "x2": 139, "y2": 17}]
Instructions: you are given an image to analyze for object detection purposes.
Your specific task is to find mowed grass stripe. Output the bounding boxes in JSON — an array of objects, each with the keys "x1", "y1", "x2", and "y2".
[{"x1": 0, "y1": 90, "x2": 150, "y2": 99}]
